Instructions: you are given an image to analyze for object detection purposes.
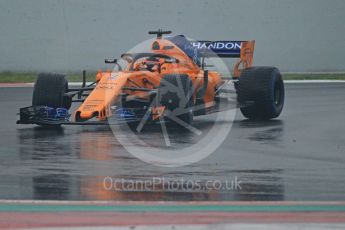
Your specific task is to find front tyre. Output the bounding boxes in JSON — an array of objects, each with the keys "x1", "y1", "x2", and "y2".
[
  {"x1": 237, "y1": 67, "x2": 285, "y2": 120},
  {"x1": 32, "y1": 73, "x2": 71, "y2": 109}
]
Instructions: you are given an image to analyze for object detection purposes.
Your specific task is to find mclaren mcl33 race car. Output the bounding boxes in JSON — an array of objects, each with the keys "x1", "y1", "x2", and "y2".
[{"x1": 17, "y1": 30, "x2": 285, "y2": 128}]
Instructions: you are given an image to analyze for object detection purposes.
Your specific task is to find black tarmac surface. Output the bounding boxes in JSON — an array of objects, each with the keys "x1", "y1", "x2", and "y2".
[{"x1": 0, "y1": 83, "x2": 345, "y2": 201}]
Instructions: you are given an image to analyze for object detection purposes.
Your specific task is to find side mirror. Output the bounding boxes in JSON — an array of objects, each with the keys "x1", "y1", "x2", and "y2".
[
  {"x1": 104, "y1": 59, "x2": 122, "y2": 71},
  {"x1": 105, "y1": 59, "x2": 117, "y2": 64}
]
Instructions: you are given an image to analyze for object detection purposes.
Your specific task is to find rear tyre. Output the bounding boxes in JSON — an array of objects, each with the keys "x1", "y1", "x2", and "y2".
[
  {"x1": 32, "y1": 73, "x2": 71, "y2": 109},
  {"x1": 159, "y1": 74, "x2": 194, "y2": 126},
  {"x1": 237, "y1": 67, "x2": 284, "y2": 120}
]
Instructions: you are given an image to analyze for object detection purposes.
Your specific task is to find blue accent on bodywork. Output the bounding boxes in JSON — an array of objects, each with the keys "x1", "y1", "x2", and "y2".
[
  {"x1": 37, "y1": 107, "x2": 70, "y2": 121},
  {"x1": 167, "y1": 35, "x2": 202, "y2": 66},
  {"x1": 115, "y1": 108, "x2": 136, "y2": 120}
]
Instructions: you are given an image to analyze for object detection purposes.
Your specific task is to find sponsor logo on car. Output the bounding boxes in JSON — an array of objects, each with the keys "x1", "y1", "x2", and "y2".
[{"x1": 191, "y1": 41, "x2": 241, "y2": 50}]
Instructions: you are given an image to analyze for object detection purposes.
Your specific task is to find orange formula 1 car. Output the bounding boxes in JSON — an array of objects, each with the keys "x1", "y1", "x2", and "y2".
[{"x1": 17, "y1": 30, "x2": 284, "y2": 127}]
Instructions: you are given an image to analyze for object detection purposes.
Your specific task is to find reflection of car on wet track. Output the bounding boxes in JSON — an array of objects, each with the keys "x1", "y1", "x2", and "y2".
[{"x1": 17, "y1": 29, "x2": 285, "y2": 128}]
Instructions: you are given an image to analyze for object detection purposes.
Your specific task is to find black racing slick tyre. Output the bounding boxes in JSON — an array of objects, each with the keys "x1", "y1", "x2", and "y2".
[
  {"x1": 237, "y1": 67, "x2": 285, "y2": 120},
  {"x1": 32, "y1": 73, "x2": 71, "y2": 109},
  {"x1": 159, "y1": 74, "x2": 194, "y2": 126}
]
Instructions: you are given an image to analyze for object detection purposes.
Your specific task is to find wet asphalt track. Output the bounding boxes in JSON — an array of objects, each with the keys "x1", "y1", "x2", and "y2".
[{"x1": 0, "y1": 83, "x2": 345, "y2": 201}]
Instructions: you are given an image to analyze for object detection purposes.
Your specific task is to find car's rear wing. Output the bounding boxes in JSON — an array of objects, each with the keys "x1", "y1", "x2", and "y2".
[
  {"x1": 190, "y1": 41, "x2": 241, "y2": 58},
  {"x1": 191, "y1": 40, "x2": 255, "y2": 77}
]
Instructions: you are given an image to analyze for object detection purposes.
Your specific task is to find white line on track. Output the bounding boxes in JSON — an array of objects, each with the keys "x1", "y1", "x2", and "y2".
[
  {"x1": 284, "y1": 80, "x2": 345, "y2": 83},
  {"x1": 16, "y1": 223, "x2": 345, "y2": 230},
  {"x1": 1, "y1": 199, "x2": 345, "y2": 205}
]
